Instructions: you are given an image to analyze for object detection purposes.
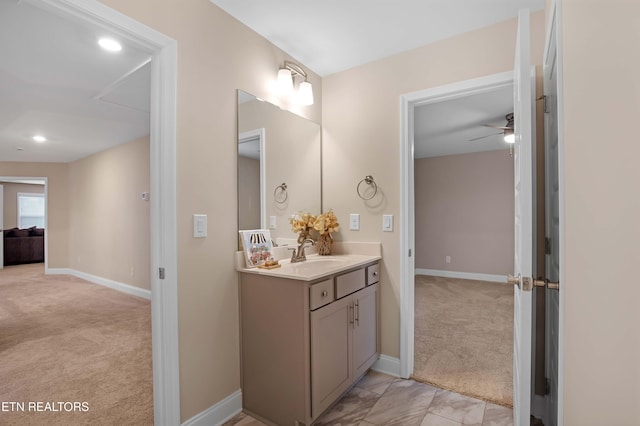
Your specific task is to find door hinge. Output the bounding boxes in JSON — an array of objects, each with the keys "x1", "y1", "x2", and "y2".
[
  {"x1": 408, "y1": 249, "x2": 412, "y2": 257},
  {"x1": 543, "y1": 95, "x2": 550, "y2": 114},
  {"x1": 545, "y1": 237, "x2": 552, "y2": 255},
  {"x1": 159, "y1": 267, "x2": 165, "y2": 280}
]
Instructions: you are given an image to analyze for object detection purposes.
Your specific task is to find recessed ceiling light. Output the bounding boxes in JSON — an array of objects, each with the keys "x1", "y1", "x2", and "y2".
[
  {"x1": 98, "y1": 38, "x2": 122, "y2": 52},
  {"x1": 16, "y1": 147, "x2": 24, "y2": 151},
  {"x1": 33, "y1": 135, "x2": 47, "y2": 143}
]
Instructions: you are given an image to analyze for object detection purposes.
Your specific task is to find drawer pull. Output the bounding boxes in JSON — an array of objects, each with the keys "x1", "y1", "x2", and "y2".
[
  {"x1": 322, "y1": 290, "x2": 328, "y2": 297},
  {"x1": 373, "y1": 272, "x2": 378, "y2": 276}
]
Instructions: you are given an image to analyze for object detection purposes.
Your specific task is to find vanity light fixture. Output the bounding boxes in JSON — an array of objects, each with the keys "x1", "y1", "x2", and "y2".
[
  {"x1": 277, "y1": 61, "x2": 314, "y2": 105},
  {"x1": 503, "y1": 128, "x2": 515, "y2": 144},
  {"x1": 33, "y1": 135, "x2": 47, "y2": 143},
  {"x1": 98, "y1": 37, "x2": 122, "y2": 52}
]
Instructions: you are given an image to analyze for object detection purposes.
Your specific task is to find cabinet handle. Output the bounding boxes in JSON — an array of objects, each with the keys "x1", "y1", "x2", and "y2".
[
  {"x1": 322, "y1": 290, "x2": 328, "y2": 297},
  {"x1": 355, "y1": 300, "x2": 359, "y2": 327},
  {"x1": 373, "y1": 271, "x2": 378, "y2": 276},
  {"x1": 349, "y1": 305, "x2": 355, "y2": 326}
]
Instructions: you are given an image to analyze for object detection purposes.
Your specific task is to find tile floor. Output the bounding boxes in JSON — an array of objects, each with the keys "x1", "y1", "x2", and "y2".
[{"x1": 224, "y1": 370, "x2": 513, "y2": 426}]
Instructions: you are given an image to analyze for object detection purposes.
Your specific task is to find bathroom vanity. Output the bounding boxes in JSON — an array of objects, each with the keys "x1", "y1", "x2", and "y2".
[{"x1": 238, "y1": 253, "x2": 381, "y2": 426}]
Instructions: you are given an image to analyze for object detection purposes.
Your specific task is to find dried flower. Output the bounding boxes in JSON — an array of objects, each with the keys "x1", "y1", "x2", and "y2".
[
  {"x1": 313, "y1": 210, "x2": 340, "y2": 236},
  {"x1": 289, "y1": 211, "x2": 316, "y2": 233}
]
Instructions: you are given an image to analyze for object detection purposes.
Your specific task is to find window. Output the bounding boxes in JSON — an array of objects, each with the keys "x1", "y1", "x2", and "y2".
[{"x1": 18, "y1": 193, "x2": 45, "y2": 229}]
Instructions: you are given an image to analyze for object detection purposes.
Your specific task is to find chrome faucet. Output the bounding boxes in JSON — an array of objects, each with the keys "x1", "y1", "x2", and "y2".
[{"x1": 290, "y1": 238, "x2": 315, "y2": 263}]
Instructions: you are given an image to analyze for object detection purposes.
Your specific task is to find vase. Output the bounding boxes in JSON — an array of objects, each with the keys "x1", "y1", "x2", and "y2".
[{"x1": 317, "y1": 233, "x2": 333, "y2": 255}]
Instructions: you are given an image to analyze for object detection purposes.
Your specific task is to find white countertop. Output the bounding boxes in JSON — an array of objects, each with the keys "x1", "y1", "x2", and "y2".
[{"x1": 237, "y1": 253, "x2": 381, "y2": 281}]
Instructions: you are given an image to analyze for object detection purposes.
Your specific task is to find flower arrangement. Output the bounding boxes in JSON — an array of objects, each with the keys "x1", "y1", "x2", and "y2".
[
  {"x1": 290, "y1": 210, "x2": 340, "y2": 255},
  {"x1": 313, "y1": 210, "x2": 340, "y2": 236},
  {"x1": 289, "y1": 211, "x2": 317, "y2": 243}
]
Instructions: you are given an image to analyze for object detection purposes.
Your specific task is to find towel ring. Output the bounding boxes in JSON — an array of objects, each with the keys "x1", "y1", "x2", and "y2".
[
  {"x1": 274, "y1": 183, "x2": 288, "y2": 204},
  {"x1": 357, "y1": 175, "x2": 377, "y2": 200}
]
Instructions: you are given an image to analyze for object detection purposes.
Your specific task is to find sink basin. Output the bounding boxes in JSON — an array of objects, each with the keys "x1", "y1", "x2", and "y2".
[{"x1": 287, "y1": 256, "x2": 348, "y2": 275}]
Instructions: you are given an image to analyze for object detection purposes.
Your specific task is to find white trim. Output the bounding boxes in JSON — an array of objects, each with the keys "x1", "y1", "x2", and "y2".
[
  {"x1": 371, "y1": 355, "x2": 401, "y2": 378},
  {"x1": 415, "y1": 269, "x2": 507, "y2": 283},
  {"x1": 181, "y1": 389, "x2": 242, "y2": 426},
  {"x1": 47, "y1": 268, "x2": 151, "y2": 300},
  {"x1": 400, "y1": 71, "x2": 515, "y2": 382},
  {"x1": 28, "y1": 1, "x2": 181, "y2": 424}
]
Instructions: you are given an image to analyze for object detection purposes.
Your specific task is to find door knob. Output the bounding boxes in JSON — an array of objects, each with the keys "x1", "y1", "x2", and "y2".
[{"x1": 507, "y1": 273, "x2": 521, "y2": 286}]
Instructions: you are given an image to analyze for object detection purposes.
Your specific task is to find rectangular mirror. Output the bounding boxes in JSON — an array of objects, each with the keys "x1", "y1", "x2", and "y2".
[{"x1": 237, "y1": 90, "x2": 321, "y2": 246}]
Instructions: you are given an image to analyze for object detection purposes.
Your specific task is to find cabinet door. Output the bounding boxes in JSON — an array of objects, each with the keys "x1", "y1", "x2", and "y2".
[
  {"x1": 352, "y1": 283, "x2": 379, "y2": 378},
  {"x1": 310, "y1": 295, "x2": 352, "y2": 419}
]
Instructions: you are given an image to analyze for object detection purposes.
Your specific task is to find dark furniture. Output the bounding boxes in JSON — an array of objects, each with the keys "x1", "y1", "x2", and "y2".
[{"x1": 3, "y1": 227, "x2": 45, "y2": 266}]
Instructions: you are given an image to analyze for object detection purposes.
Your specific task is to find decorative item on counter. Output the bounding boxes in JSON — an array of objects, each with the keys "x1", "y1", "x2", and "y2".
[
  {"x1": 239, "y1": 229, "x2": 272, "y2": 268},
  {"x1": 257, "y1": 257, "x2": 281, "y2": 270},
  {"x1": 289, "y1": 211, "x2": 317, "y2": 244},
  {"x1": 313, "y1": 210, "x2": 340, "y2": 255}
]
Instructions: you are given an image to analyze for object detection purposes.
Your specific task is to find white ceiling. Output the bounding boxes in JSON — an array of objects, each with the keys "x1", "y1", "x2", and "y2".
[
  {"x1": 210, "y1": 0, "x2": 544, "y2": 77},
  {"x1": 0, "y1": 1, "x2": 151, "y2": 163},
  {"x1": 1, "y1": 1, "x2": 543, "y2": 164},
  {"x1": 415, "y1": 85, "x2": 514, "y2": 158}
]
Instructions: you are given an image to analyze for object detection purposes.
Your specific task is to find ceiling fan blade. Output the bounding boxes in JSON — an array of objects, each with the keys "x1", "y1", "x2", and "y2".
[
  {"x1": 469, "y1": 132, "x2": 502, "y2": 142},
  {"x1": 482, "y1": 124, "x2": 511, "y2": 130}
]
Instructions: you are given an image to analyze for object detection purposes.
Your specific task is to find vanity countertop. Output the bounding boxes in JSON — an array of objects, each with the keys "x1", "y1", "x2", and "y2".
[{"x1": 236, "y1": 253, "x2": 381, "y2": 281}]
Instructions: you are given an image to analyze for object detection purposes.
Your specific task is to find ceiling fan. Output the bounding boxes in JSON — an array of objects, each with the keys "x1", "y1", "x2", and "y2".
[{"x1": 469, "y1": 112, "x2": 515, "y2": 143}]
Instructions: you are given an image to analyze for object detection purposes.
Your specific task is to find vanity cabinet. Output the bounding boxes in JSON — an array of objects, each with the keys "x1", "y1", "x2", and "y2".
[
  {"x1": 239, "y1": 261, "x2": 379, "y2": 426},
  {"x1": 310, "y1": 282, "x2": 378, "y2": 418}
]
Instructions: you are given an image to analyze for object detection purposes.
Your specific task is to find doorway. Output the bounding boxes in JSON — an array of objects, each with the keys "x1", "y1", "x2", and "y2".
[
  {"x1": 0, "y1": 0, "x2": 179, "y2": 423},
  {"x1": 406, "y1": 74, "x2": 516, "y2": 406}
]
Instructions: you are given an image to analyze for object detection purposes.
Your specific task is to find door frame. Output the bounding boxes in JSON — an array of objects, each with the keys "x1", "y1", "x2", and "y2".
[
  {"x1": 399, "y1": 70, "x2": 515, "y2": 380},
  {"x1": 27, "y1": 0, "x2": 180, "y2": 424}
]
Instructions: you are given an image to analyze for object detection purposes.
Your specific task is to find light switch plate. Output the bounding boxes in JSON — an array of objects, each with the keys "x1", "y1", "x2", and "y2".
[
  {"x1": 269, "y1": 215, "x2": 276, "y2": 229},
  {"x1": 350, "y1": 213, "x2": 360, "y2": 231},
  {"x1": 193, "y1": 214, "x2": 207, "y2": 238},
  {"x1": 382, "y1": 214, "x2": 393, "y2": 232}
]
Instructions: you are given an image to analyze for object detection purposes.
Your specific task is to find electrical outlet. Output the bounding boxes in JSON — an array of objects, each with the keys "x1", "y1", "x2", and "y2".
[
  {"x1": 350, "y1": 213, "x2": 360, "y2": 231},
  {"x1": 446, "y1": 256, "x2": 452, "y2": 264}
]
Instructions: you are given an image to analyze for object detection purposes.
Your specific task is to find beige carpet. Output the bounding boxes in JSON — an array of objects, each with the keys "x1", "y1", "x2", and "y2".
[
  {"x1": 0, "y1": 263, "x2": 153, "y2": 425},
  {"x1": 413, "y1": 274, "x2": 513, "y2": 407}
]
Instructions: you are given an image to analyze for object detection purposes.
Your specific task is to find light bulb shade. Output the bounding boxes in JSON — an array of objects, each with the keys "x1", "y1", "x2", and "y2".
[
  {"x1": 277, "y1": 68, "x2": 294, "y2": 95},
  {"x1": 504, "y1": 129, "x2": 515, "y2": 144},
  {"x1": 297, "y1": 81, "x2": 314, "y2": 105}
]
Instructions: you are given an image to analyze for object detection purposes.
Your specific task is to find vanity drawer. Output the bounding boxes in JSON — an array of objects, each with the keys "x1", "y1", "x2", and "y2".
[
  {"x1": 310, "y1": 279, "x2": 334, "y2": 311},
  {"x1": 335, "y1": 269, "x2": 366, "y2": 299},
  {"x1": 367, "y1": 264, "x2": 379, "y2": 285}
]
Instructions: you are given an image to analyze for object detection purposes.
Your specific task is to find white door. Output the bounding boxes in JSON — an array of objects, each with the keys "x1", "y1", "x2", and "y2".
[
  {"x1": 512, "y1": 8, "x2": 535, "y2": 426},
  {"x1": 0, "y1": 184, "x2": 3, "y2": 269}
]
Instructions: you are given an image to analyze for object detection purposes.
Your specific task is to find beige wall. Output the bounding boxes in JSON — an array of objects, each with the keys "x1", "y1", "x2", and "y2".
[
  {"x1": 2, "y1": 182, "x2": 45, "y2": 229},
  {"x1": 414, "y1": 150, "x2": 514, "y2": 275},
  {"x1": 0, "y1": 162, "x2": 69, "y2": 268},
  {"x1": 322, "y1": 12, "x2": 545, "y2": 358},
  {"x1": 561, "y1": 0, "x2": 640, "y2": 424},
  {"x1": 98, "y1": 0, "x2": 322, "y2": 420},
  {"x1": 68, "y1": 137, "x2": 150, "y2": 291}
]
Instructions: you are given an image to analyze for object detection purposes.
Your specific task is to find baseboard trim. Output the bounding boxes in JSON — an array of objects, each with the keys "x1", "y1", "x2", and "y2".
[
  {"x1": 181, "y1": 389, "x2": 242, "y2": 426},
  {"x1": 371, "y1": 354, "x2": 401, "y2": 377},
  {"x1": 46, "y1": 268, "x2": 151, "y2": 300},
  {"x1": 416, "y1": 268, "x2": 507, "y2": 283}
]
